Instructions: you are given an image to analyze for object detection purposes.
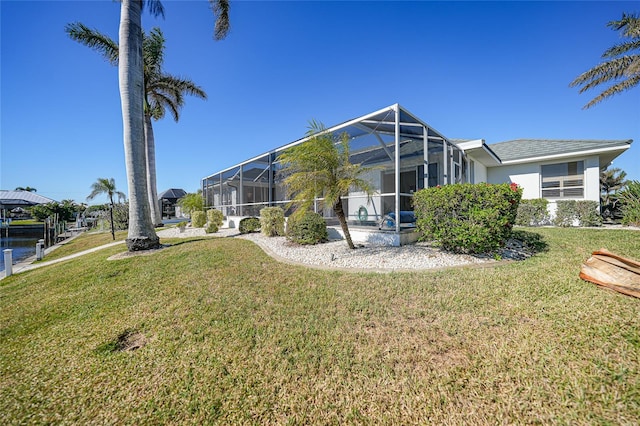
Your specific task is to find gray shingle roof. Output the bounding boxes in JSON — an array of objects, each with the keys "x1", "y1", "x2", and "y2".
[{"x1": 488, "y1": 139, "x2": 632, "y2": 162}]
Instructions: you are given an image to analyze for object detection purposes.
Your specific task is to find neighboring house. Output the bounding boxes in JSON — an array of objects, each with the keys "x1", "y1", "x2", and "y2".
[
  {"x1": 0, "y1": 190, "x2": 56, "y2": 216},
  {"x1": 158, "y1": 188, "x2": 187, "y2": 219},
  {"x1": 201, "y1": 104, "x2": 632, "y2": 245}
]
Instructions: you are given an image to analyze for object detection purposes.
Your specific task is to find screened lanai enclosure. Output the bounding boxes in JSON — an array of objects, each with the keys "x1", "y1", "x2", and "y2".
[{"x1": 202, "y1": 104, "x2": 468, "y2": 237}]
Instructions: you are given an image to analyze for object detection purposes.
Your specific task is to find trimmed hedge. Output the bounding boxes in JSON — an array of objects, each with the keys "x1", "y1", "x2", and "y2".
[
  {"x1": 204, "y1": 222, "x2": 219, "y2": 233},
  {"x1": 260, "y1": 207, "x2": 285, "y2": 237},
  {"x1": 554, "y1": 200, "x2": 602, "y2": 227},
  {"x1": 239, "y1": 217, "x2": 261, "y2": 234},
  {"x1": 413, "y1": 183, "x2": 522, "y2": 254},
  {"x1": 286, "y1": 211, "x2": 328, "y2": 245},
  {"x1": 516, "y1": 199, "x2": 550, "y2": 226},
  {"x1": 191, "y1": 211, "x2": 206, "y2": 228}
]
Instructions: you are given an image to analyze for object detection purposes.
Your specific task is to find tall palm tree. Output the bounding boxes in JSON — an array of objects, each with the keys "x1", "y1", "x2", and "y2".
[
  {"x1": 117, "y1": 0, "x2": 228, "y2": 251},
  {"x1": 87, "y1": 177, "x2": 126, "y2": 240},
  {"x1": 143, "y1": 28, "x2": 207, "y2": 226},
  {"x1": 14, "y1": 186, "x2": 37, "y2": 192},
  {"x1": 278, "y1": 121, "x2": 376, "y2": 250},
  {"x1": 66, "y1": 25, "x2": 208, "y2": 228},
  {"x1": 570, "y1": 13, "x2": 640, "y2": 109}
]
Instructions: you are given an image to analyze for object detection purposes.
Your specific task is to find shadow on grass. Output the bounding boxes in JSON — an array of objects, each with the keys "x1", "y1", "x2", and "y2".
[{"x1": 511, "y1": 229, "x2": 548, "y2": 254}]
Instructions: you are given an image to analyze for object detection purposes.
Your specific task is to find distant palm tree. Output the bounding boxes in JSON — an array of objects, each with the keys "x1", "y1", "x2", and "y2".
[
  {"x1": 278, "y1": 121, "x2": 376, "y2": 250},
  {"x1": 66, "y1": 25, "x2": 208, "y2": 228},
  {"x1": 87, "y1": 177, "x2": 126, "y2": 240},
  {"x1": 15, "y1": 186, "x2": 37, "y2": 192},
  {"x1": 570, "y1": 13, "x2": 640, "y2": 109}
]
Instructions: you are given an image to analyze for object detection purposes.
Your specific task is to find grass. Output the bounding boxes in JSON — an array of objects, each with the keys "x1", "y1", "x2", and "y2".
[
  {"x1": 1, "y1": 227, "x2": 639, "y2": 424},
  {"x1": 43, "y1": 230, "x2": 127, "y2": 261}
]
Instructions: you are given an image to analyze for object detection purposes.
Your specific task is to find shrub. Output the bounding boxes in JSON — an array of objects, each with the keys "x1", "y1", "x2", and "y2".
[
  {"x1": 239, "y1": 217, "x2": 261, "y2": 234},
  {"x1": 575, "y1": 201, "x2": 602, "y2": 227},
  {"x1": 620, "y1": 180, "x2": 640, "y2": 226},
  {"x1": 191, "y1": 211, "x2": 206, "y2": 228},
  {"x1": 286, "y1": 211, "x2": 328, "y2": 245},
  {"x1": 260, "y1": 207, "x2": 285, "y2": 237},
  {"x1": 554, "y1": 200, "x2": 577, "y2": 227},
  {"x1": 413, "y1": 183, "x2": 522, "y2": 254},
  {"x1": 515, "y1": 199, "x2": 550, "y2": 226},
  {"x1": 207, "y1": 209, "x2": 224, "y2": 228},
  {"x1": 205, "y1": 222, "x2": 218, "y2": 233},
  {"x1": 554, "y1": 200, "x2": 602, "y2": 227}
]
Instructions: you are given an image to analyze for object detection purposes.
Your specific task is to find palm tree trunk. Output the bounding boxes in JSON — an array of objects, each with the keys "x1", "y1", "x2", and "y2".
[
  {"x1": 109, "y1": 196, "x2": 116, "y2": 240},
  {"x1": 119, "y1": 0, "x2": 159, "y2": 251},
  {"x1": 333, "y1": 196, "x2": 355, "y2": 249},
  {"x1": 144, "y1": 114, "x2": 162, "y2": 226}
]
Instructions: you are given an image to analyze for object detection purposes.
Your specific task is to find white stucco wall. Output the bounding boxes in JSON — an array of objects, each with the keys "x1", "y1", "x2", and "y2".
[
  {"x1": 486, "y1": 164, "x2": 541, "y2": 199},
  {"x1": 484, "y1": 155, "x2": 601, "y2": 203},
  {"x1": 472, "y1": 161, "x2": 488, "y2": 183}
]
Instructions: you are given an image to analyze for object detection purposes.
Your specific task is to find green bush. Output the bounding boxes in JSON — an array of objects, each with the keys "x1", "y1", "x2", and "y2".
[
  {"x1": 204, "y1": 222, "x2": 219, "y2": 233},
  {"x1": 553, "y1": 200, "x2": 577, "y2": 227},
  {"x1": 239, "y1": 217, "x2": 261, "y2": 234},
  {"x1": 515, "y1": 199, "x2": 550, "y2": 226},
  {"x1": 620, "y1": 180, "x2": 640, "y2": 226},
  {"x1": 286, "y1": 211, "x2": 328, "y2": 245},
  {"x1": 413, "y1": 183, "x2": 522, "y2": 254},
  {"x1": 575, "y1": 201, "x2": 602, "y2": 227},
  {"x1": 260, "y1": 207, "x2": 285, "y2": 237},
  {"x1": 554, "y1": 200, "x2": 602, "y2": 227},
  {"x1": 207, "y1": 209, "x2": 224, "y2": 228},
  {"x1": 191, "y1": 211, "x2": 206, "y2": 228}
]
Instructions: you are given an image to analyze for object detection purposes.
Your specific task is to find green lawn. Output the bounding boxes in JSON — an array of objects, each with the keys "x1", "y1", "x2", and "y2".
[
  {"x1": 43, "y1": 230, "x2": 127, "y2": 262},
  {"x1": 1, "y1": 228, "x2": 638, "y2": 424}
]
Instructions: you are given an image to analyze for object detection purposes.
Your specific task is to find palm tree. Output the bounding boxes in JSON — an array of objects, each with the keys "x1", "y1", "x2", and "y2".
[
  {"x1": 116, "y1": 0, "x2": 228, "y2": 251},
  {"x1": 570, "y1": 13, "x2": 640, "y2": 109},
  {"x1": 87, "y1": 177, "x2": 126, "y2": 240},
  {"x1": 66, "y1": 25, "x2": 208, "y2": 228},
  {"x1": 15, "y1": 186, "x2": 37, "y2": 192},
  {"x1": 600, "y1": 167, "x2": 628, "y2": 220},
  {"x1": 143, "y1": 28, "x2": 207, "y2": 226},
  {"x1": 278, "y1": 121, "x2": 376, "y2": 250}
]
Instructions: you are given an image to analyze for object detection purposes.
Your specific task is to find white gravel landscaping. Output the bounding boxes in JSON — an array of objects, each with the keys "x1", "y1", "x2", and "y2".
[{"x1": 156, "y1": 225, "x2": 530, "y2": 272}]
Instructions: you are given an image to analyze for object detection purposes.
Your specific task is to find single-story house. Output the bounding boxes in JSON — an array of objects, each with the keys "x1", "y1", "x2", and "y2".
[
  {"x1": 158, "y1": 188, "x2": 187, "y2": 219},
  {"x1": 201, "y1": 104, "x2": 632, "y2": 245}
]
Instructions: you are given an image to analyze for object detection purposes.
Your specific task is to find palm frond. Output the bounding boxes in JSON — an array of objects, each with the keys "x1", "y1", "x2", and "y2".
[
  {"x1": 65, "y1": 22, "x2": 119, "y2": 65},
  {"x1": 602, "y1": 40, "x2": 640, "y2": 58},
  {"x1": 570, "y1": 56, "x2": 638, "y2": 91},
  {"x1": 607, "y1": 13, "x2": 640, "y2": 38},
  {"x1": 144, "y1": 0, "x2": 165, "y2": 19},
  {"x1": 582, "y1": 74, "x2": 640, "y2": 109},
  {"x1": 210, "y1": 0, "x2": 230, "y2": 40}
]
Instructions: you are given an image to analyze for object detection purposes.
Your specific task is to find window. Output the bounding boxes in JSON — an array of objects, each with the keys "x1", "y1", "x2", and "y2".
[{"x1": 541, "y1": 161, "x2": 584, "y2": 198}]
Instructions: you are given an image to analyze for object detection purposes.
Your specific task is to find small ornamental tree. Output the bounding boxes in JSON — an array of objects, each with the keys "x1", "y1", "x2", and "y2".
[
  {"x1": 278, "y1": 120, "x2": 375, "y2": 249},
  {"x1": 413, "y1": 183, "x2": 522, "y2": 254}
]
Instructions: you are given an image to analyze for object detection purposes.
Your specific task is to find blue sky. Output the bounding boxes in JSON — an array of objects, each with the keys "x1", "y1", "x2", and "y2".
[{"x1": 2, "y1": 0, "x2": 638, "y2": 205}]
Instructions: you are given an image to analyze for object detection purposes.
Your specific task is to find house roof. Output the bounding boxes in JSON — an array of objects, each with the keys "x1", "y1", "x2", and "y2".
[
  {"x1": 0, "y1": 190, "x2": 55, "y2": 206},
  {"x1": 488, "y1": 139, "x2": 632, "y2": 163},
  {"x1": 158, "y1": 188, "x2": 187, "y2": 200}
]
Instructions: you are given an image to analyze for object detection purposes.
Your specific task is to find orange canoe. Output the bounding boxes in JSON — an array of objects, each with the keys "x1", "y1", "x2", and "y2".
[{"x1": 580, "y1": 249, "x2": 640, "y2": 299}]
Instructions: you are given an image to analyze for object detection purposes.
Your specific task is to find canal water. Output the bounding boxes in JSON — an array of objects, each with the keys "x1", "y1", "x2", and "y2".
[{"x1": 0, "y1": 236, "x2": 39, "y2": 272}]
